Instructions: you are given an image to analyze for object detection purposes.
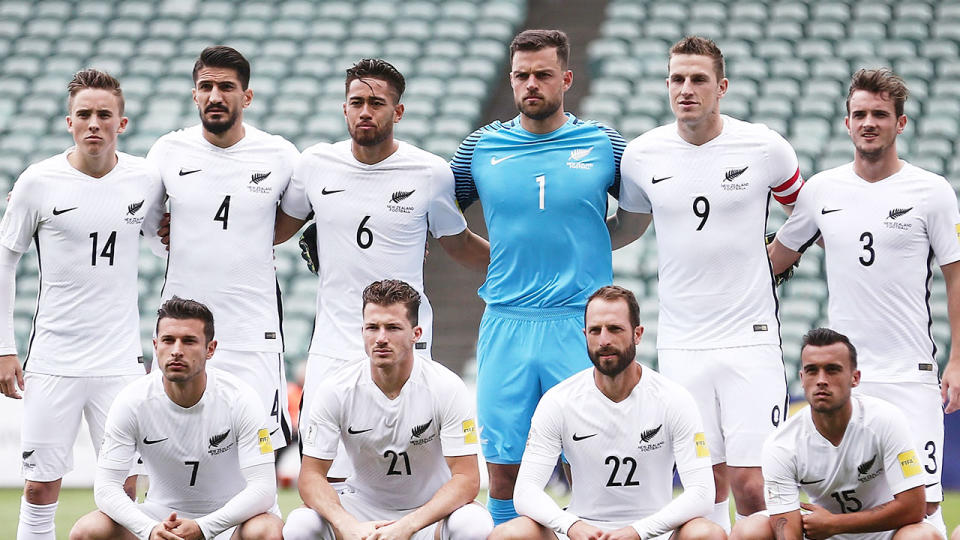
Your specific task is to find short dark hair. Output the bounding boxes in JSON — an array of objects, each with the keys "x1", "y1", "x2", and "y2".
[
  {"x1": 156, "y1": 296, "x2": 215, "y2": 344},
  {"x1": 362, "y1": 280, "x2": 421, "y2": 326},
  {"x1": 801, "y1": 327, "x2": 858, "y2": 369},
  {"x1": 67, "y1": 69, "x2": 124, "y2": 115},
  {"x1": 846, "y1": 68, "x2": 909, "y2": 117},
  {"x1": 509, "y1": 29, "x2": 570, "y2": 69},
  {"x1": 669, "y1": 36, "x2": 725, "y2": 81},
  {"x1": 345, "y1": 58, "x2": 405, "y2": 103},
  {"x1": 586, "y1": 285, "x2": 641, "y2": 329},
  {"x1": 193, "y1": 46, "x2": 251, "y2": 90}
]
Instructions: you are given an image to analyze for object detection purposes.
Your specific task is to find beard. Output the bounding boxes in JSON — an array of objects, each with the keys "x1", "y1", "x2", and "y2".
[
  {"x1": 589, "y1": 342, "x2": 637, "y2": 377},
  {"x1": 517, "y1": 94, "x2": 562, "y2": 121},
  {"x1": 349, "y1": 122, "x2": 392, "y2": 147},
  {"x1": 200, "y1": 106, "x2": 240, "y2": 135}
]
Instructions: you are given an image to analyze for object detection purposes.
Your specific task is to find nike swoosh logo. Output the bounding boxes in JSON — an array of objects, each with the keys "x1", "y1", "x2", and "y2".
[
  {"x1": 651, "y1": 176, "x2": 672, "y2": 184},
  {"x1": 821, "y1": 208, "x2": 842, "y2": 214},
  {"x1": 179, "y1": 168, "x2": 201, "y2": 176},
  {"x1": 322, "y1": 188, "x2": 345, "y2": 195},
  {"x1": 799, "y1": 478, "x2": 824, "y2": 485},
  {"x1": 143, "y1": 437, "x2": 168, "y2": 445},
  {"x1": 269, "y1": 427, "x2": 280, "y2": 435},
  {"x1": 572, "y1": 433, "x2": 597, "y2": 441},
  {"x1": 347, "y1": 426, "x2": 372, "y2": 435},
  {"x1": 52, "y1": 207, "x2": 78, "y2": 215},
  {"x1": 490, "y1": 155, "x2": 518, "y2": 165}
]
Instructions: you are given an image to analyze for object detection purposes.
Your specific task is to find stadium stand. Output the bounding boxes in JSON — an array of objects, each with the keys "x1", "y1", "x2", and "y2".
[
  {"x1": 588, "y1": 0, "x2": 958, "y2": 395},
  {"x1": 0, "y1": 0, "x2": 527, "y2": 373}
]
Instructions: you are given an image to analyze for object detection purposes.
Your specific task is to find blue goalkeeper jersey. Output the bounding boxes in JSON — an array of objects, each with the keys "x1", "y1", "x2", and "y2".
[{"x1": 451, "y1": 113, "x2": 625, "y2": 309}]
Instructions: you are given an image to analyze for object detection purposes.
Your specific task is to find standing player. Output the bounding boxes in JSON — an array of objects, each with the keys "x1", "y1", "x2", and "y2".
[
  {"x1": 146, "y1": 46, "x2": 300, "y2": 450},
  {"x1": 768, "y1": 68, "x2": 960, "y2": 532},
  {"x1": 733, "y1": 328, "x2": 934, "y2": 540},
  {"x1": 450, "y1": 29, "x2": 626, "y2": 524},
  {"x1": 283, "y1": 280, "x2": 493, "y2": 540},
  {"x1": 0, "y1": 69, "x2": 163, "y2": 540},
  {"x1": 274, "y1": 59, "x2": 489, "y2": 472},
  {"x1": 70, "y1": 297, "x2": 282, "y2": 540},
  {"x1": 491, "y1": 286, "x2": 722, "y2": 540},
  {"x1": 607, "y1": 36, "x2": 804, "y2": 529}
]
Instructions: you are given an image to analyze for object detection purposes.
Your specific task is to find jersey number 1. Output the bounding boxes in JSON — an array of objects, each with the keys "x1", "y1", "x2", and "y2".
[{"x1": 535, "y1": 175, "x2": 545, "y2": 210}]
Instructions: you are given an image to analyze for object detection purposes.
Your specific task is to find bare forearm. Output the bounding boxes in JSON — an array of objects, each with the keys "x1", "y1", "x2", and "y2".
[
  {"x1": 771, "y1": 514, "x2": 802, "y2": 540},
  {"x1": 395, "y1": 473, "x2": 478, "y2": 533},
  {"x1": 299, "y1": 471, "x2": 359, "y2": 532},
  {"x1": 829, "y1": 499, "x2": 923, "y2": 534},
  {"x1": 438, "y1": 229, "x2": 490, "y2": 271},
  {"x1": 274, "y1": 210, "x2": 307, "y2": 245},
  {"x1": 607, "y1": 209, "x2": 651, "y2": 250},
  {"x1": 769, "y1": 238, "x2": 802, "y2": 275}
]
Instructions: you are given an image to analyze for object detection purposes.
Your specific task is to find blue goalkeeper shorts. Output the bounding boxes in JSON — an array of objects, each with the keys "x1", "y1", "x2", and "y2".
[{"x1": 476, "y1": 304, "x2": 591, "y2": 464}]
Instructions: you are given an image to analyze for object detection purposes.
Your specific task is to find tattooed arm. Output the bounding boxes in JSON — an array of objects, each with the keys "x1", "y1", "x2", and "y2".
[
  {"x1": 798, "y1": 486, "x2": 926, "y2": 540},
  {"x1": 768, "y1": 511, "x2": 803, "y2": 540}
]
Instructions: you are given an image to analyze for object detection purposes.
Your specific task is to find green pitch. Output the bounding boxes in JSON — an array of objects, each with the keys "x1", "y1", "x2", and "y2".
[{"x1": 1, "y1": 488, "x2": 958, "y2": 538}]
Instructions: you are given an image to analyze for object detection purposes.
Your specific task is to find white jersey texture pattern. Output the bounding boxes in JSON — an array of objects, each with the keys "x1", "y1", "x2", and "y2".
[
  {"x1": 619, "y1": 116, "x2": 802, "y2": 349},
  {"x1": 776, "y1": 162, "x2": 960, "y2": 383},
  {"x1": 0, "y1": 150, "x2": 164, "y2": 375},
  {"x1": 280, "y1": 140, "x2": 467, "y2": 359},
  {"x1": 301, "y1": 356, "x2": 478, "y2": 510},
  {"x1": 147, "y1": 124, "x2": 299, "y2": 352}
]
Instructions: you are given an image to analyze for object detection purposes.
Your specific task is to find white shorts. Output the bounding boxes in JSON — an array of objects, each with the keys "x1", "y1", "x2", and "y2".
[
  {"x1": 139, "y1": 499, "x2": 281, "y2": 539},
  {"x1": 210, "y1": 349, "x2": 290, "y2": 449},
  {"x1": 286, "y1": 487, "x2": 472, "y2": 540},
  {"x1": 658, "y1": 344, "x2": 787, "y2": 466},
  {"x1": 20, "y1": 372, "x2": 142, "y2": 482},
  {"x1": 854, "y1": 381, "x2": 944, "y2": 502},
  {"x1": 554, "y1": 519, "x2": 672, "y2": 540},
  {"x1": 300, "y1": 353, "x2": 363, "y2": 479}
]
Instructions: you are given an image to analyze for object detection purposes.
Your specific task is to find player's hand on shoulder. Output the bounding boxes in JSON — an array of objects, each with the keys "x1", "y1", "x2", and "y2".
[
  {"x1": 765, "y1": 232, "x2": 797, "y2": 286},
  {"x1": 799, "y1": 502, "x2": 837, "y2": 540},
  {"x1": 568, "y1": 520, "x2": 606, "y2": 540},
  {"x1": 366, "y1": 519, "x2": 415, "y2": 540},
  {"x1": 0, "y1": 354, "x2": 24, "y2": 399},
  {"x1": 597, "y1": 526, "x2": 641, "y2": 540}
]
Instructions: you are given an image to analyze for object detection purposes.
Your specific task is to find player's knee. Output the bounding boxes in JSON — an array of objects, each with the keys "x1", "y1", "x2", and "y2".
[
  {"x1": 488, "y1": 517, "x2": 546, "y2": 540},
  {"x1": 679, "y1": 517, "x2": 728, "y2": 540},
  {"x1": 239, "y1": 513, "x2": 283, "y2": 540},
  {"x1": 728, "y1": 476, "x2": 764, "y2": 514},
  {"x1": 24, "y1": 480, "x2": 61, "y2": 504},
  {"x1": 283, "y1": 507, "x2": 325, "y2": 540},
  {"x1": 728, "y1": 514, "x2": 771, "y2": 540},
  {"x1": 68, "y1": 512, "x2": 111, "y2": 540},
  {"x1": 950, "y1": 524, "x2": 960, "y2": 540},
  {"x1": 893, "y1": 523, "x2": 943, "y2": 540},
  {"x1": 445, "y1": 503, "x2": 494, "y2": 540}
]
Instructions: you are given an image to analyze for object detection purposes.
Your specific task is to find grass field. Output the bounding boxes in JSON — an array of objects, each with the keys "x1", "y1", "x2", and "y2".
[{"x1": 1, "y1": 488, "x2": 958, "y2": 538}]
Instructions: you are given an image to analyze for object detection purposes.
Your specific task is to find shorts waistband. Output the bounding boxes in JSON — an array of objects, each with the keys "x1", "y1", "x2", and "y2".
[{"x1": 485, "y1": 304, "x2": 584, "y2": 321}]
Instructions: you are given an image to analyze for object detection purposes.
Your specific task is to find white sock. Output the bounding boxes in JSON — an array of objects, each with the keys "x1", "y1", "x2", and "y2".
[
  {"x1": 444, "y1": 503, "x2": 494, "y2": 540},
  {"x1": 709, "y1": 500, "x2": 731, "y2": 534},
  {"x1": 283, "y1": 507, "x2": 329, "y2": 540},
  {"x1": 17, "y1": 496, "x2": 57, "y2": 540}
]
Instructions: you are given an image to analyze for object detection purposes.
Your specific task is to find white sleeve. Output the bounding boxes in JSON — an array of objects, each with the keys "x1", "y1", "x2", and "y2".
[
  {"x1": 301, "y1": 382, "x2": 342, "y2": 460},
  {"x1": 877, "y1": 405, "x2": 926, "y2": 496},
  {"x1": 0, "y1": 169, "x2": 41, "y2": 253},
  {"x1": 196, "y1": 462, "x2": 277, "y2": 539},
  {"x1": 765, "y1": 131, "x2": 803, "y2": 206},
  {"x1": 0, "y1": 246, "x2": 22, "y2": 355},
  {"x1": 925, "y1": 176, "x2": 960, "y2": 267},
  {"x1": 631, "y1": 464, "x2": 714, "y2": 540},
  {"x1": 775, "y1": 177, "x2": 821, "y2": 252},
  {"x1": 279, "y1": 152, "x2": 314, "y2": 220},
  {"x1": 437, "y1": 373, "x2": 479, "y2": 457},
  {"x1": 617, "y1": 141, "x2": 653, "y2": 214},
  {"x1": 94, "y1": 466, "x2": 158, "y2": 540},
  {"x1": 514, "y1": 397, "x2": 580, "y2": 535},
  {"x1": 426, "y1": 160, "x2": 467, "y2": 238},
  {"x1": 140, "y1": 168, "x2": 169, "y2": 259},
  {"x1": 761, "y1": 437, "x2": 801, "y2": 515}
]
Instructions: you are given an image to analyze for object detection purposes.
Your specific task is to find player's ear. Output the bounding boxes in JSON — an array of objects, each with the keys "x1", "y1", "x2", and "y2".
[
  {"x1": 206, "y1": 339, "x2": 217, "y2": 359},
  {"x1": 412, "y1": 325, "x2": 422, "y2": 342},
  {"x1": 242, "y1": 88, "x2": 253, "y2": 109},
  {"x1": 192, "y1": 87, "x2": 199, "y2": 108},
  {"x1": 562, "y1": 69, "x2": 573, "y2": 92},
  {"x1": 896, "y1": 114, "x2": 907, "y2": 134},
  {"x1": 117, "y1": 116, "x2": 128, "y2": 134},
  {"x1": 717, "y1": 77, "x2": 728, "y2": 98},
  {"x1": 394, "y1": 103, "x2": 404, "y2": 123},
  {"x1": 845, "y1": 116, "x2": 851, "y2": 134},
  {"x1": 851, "y1": 368, "x2": 860, "y2": 387},
  {"x1": 633, "y1": 325, "x2": 644, "y2": 345}
]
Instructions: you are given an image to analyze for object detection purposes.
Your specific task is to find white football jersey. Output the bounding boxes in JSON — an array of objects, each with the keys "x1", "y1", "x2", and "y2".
[
  {"x1": 0, "y1": 150, "x2": 164, "y2": 376},
  {"x1": 763, "y1": 395, "x2": 925, "y2": 530},
  {"x1": 619, "y1": 116, "x2": 802, "y2": 349},
  {"x1": 98, "y1": 368, "x2": 274, "y2": 515},
  {"x1": 777, "y1": 162, "x2": 960, "y2": 384},
  {"x1": 147, "y1": 125, "x2": 299, "y2": 352},
  {"x1": 524, "y1": 367, "x2": 711, "y2": 524},
  {"x1": 301, "y1": 356, "x2": 479, "y2": 510},
  {"x1": 280, "y1": 140, "x2": 467, "y2": 359}
]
